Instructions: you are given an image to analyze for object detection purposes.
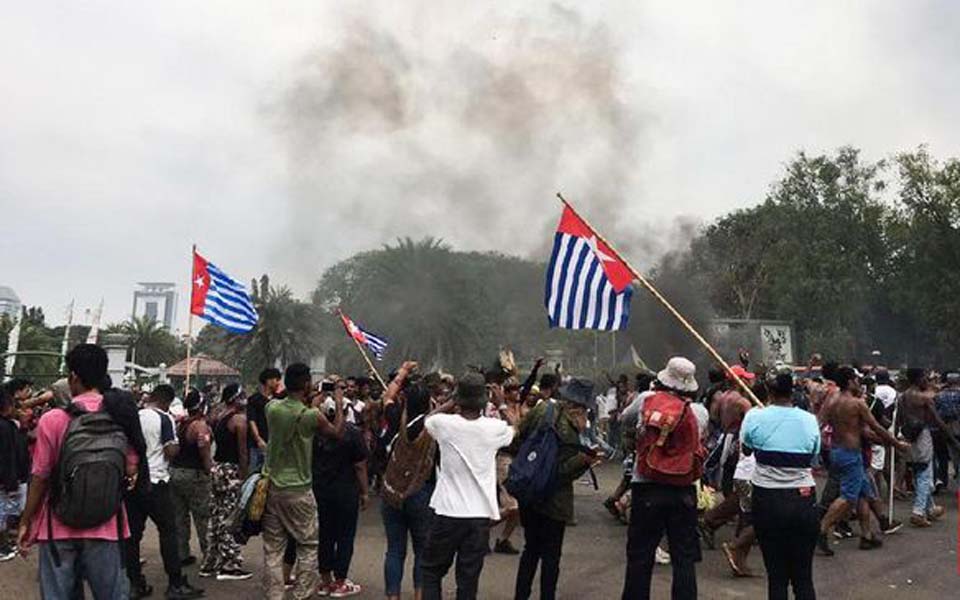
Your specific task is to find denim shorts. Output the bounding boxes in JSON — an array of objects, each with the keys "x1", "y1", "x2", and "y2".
[{"x1": 830, "y1": 447, "x2": 875, "y2": 502}]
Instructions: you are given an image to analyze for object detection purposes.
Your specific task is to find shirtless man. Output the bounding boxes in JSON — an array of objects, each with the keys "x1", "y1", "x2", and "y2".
[
  {"x1": 819, "y1": 366, "x2": 908, "y2": 553},
  {"x1": 900, "y1": 368, "x2": 960, "y2": 527},
  {"x1": 700, "y1": 367, "x2": 755, "y2": 549}
]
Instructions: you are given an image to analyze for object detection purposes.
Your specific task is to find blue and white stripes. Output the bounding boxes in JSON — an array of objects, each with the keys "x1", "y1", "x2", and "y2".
[
  {"x1": 202, "y1": 262, "x2": 259, "y2": 333},
  {"x1": 545, "y1": 233, "x2": 632, "y2": 331}
]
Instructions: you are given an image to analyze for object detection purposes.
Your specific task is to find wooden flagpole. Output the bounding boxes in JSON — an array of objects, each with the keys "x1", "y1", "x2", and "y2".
[
  {"x1": 185, "y1": 244, "x2": 196, "y2": 392},
  {"x1": 336, "y1": 308, "x2": 389, "y2": 392},
  {"x1": 888, "y1": 400, "x2": 899, "y2": 523},
  {"x1": 557, "y1": 193, "x2": 763, "y2": 407}
]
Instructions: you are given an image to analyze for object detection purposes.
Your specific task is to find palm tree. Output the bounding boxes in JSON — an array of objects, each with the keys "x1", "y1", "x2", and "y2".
[{"x1": 109, "y1": 315, "x2": 183, "y2": 366}]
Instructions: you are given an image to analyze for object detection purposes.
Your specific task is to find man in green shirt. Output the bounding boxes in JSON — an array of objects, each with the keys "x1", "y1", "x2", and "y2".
[{"x1": 261, "y1": 363, "x2": 345, "y2": 600}]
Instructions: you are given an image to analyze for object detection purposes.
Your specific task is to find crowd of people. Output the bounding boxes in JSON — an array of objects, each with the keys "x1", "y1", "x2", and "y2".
[{"x1": 1, "y1": 343, "x2": 958, "y2": 600}]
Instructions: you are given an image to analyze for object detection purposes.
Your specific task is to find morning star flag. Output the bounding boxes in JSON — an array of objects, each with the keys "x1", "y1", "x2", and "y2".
[
  {"x1": 191, "y1": 251, "x2": 258, "y2": 333},
  {"x1": 339, "y1": 312, "x2": 389, "y2": 360},
  {"x1": 545, "y1": 206, "x2": 633, "y2": 330}
]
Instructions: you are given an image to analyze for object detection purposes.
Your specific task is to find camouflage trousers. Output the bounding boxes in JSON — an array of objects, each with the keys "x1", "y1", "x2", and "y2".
[
  {"x1": 170, "y1": 467, "x2": 211, "y2": 562},
  {"x1": 198, "y1": 463, "x2": 244, "y2": 573}
]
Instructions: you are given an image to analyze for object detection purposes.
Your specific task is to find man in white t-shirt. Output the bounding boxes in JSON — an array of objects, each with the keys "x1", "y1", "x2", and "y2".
[
  {"x1": 127, "y1": 384, "x2": 204, "y2": 599},
  {"x1": 421, "y1": 373, "x2": 515, "y2": 600}
]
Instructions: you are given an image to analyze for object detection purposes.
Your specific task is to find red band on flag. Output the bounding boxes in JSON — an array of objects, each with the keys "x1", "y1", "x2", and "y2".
[
  {"x1": 340, "y1": 312, "x2": 368, "y2": 345},
  {"x1": 191, "y1": 251, "x2": 210, "y2": 317},
  {"x1": 556, "y1": 206, "x2": 634, "y2": 292}
]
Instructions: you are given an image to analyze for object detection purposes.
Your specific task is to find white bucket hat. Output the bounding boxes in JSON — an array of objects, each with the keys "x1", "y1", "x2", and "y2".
[{"x1": 657, "y1": 357, "x2": 698, "y2": 393}]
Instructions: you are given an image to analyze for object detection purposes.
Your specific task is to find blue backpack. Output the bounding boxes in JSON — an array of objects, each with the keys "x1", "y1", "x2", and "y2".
[{"x1": 505, "y1": 402, "x2": 560, "y2": 506}]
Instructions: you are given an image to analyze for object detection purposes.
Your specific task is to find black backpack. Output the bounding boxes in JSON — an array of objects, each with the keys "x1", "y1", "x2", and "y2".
[
  {"x1": 50, "y1": 405, "x2": 128, "y2": 530},
  {"x1": 505, "y1": 403, "x2": 560, "y2": 506}
]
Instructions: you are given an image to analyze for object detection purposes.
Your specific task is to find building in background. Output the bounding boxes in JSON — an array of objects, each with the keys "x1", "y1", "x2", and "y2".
[
  {"x1": 132, "y1": 282, "x2": 178, "y2": 330},
  {"x1": 0, "y1": 286, "x2": 21, "y2": 321}
]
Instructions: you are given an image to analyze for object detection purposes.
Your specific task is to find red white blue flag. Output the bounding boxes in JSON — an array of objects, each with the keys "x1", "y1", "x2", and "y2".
[
  {"x1": 545, "y1": 206, "x2": 633, "y2": 330},
  {"x1": 339, "y1": 312, "x2": 389, "y2": 360},
  {"x1": 191, "y1": 250, "x2": 258, "y2": 333}
]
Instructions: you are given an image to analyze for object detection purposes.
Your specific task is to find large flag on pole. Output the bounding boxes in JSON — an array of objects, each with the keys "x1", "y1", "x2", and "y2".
[
  {"x1": 545, "y1": 206, "x2": 633, "y2": 330},
  {"x1": 339, "y1": 312, "x2": 389, "y2": 360},
  {"x1": 190, "y1": 250, "x2": 258, "y2": 333}
]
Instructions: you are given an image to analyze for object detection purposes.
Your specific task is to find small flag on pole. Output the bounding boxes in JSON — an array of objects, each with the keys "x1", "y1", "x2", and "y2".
[
  {"x1": 339, "y1": 312, "x2": 389, "y2": 360},
  {"x1": 191, "y1": 250, "x2": 258, "y2": 333},
  {"x1": 545, "y1": 205, "x2": 633, "y2": 331}
]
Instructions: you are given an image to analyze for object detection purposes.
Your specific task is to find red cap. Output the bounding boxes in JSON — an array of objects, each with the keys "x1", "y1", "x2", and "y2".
[{"x1": 728, "y1": 365, "x2": 756, "y2": 382}]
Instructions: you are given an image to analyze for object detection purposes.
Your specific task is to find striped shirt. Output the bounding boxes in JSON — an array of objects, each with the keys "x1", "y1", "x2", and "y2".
[{"x1": 741, "y1": 405, "x2": 820, "y2": 489}]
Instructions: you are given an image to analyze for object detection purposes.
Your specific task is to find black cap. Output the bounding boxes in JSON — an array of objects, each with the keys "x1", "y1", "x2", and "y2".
[{"x1": 558, "y1": 378, "x2": 595, "y2": 409}]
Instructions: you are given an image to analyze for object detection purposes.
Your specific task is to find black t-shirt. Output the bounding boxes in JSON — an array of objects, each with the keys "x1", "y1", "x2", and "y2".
[
  {"x1": 312, "y1": 423, "x2": 368, "y2": 489},
  {"x1": 247, "y1": 392, "x2": 269, "y2": 446}
]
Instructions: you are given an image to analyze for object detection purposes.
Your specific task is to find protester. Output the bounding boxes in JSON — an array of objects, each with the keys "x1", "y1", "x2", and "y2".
[
  {"x1": 514, "y1": 377, "x2": 602, "y2": 600},
  {"x1": 17, "y1": 344, "x2": 139, "y2": 599},
  {"x1": 818, "y1": 367, "x2": 908, "y2": 553},
  {"x1": 621, "y1": 357, "x2": 704, "y2": 600},
  {"x1": 900, "y1": 368, "x2": 960, "y2": 527},
  {"x1": 935, "y1": 372, "x2": 960, "y2": 486},
  {"x1": 741, "y1": 372, "x2": 821, "y2": 600},
  {"x1": 0, "y1": 388, "x2": 29, "y2": 561},
  {"x1": 492, "y1": 377, "x2": 525, "y2": 555},
  {"x1": 198, "y1": 383, "x2": 252, "y2": 580},
  {"x1": 260, "y1": 363, "x2": 345, "y2": 600},
  {"x1": 170, "y1": 388, "x2": 213, "y2": 566},
  {"x1": 313, "y1": 390, "x2": 369, "y2": 597},
  {"x1": 248, "y1": 367, "x2": 282, "y2": 472},
  {"x1": 699, "y1": 366, "x2": 755, "y2": 550},
  {"x1": 420, "y1": 373, "x2": 515, "y2": 600},
  {"x1": 380, "y1": 364, "x2": 436, "y2": 600},
  {"x1": 126, "y1": 383, "x2": 204, "y2": 598}
]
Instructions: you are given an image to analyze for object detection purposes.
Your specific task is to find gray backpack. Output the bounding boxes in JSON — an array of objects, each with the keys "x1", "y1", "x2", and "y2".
[{"x1": 50, "y1": 405, "x2": 128, "y2": 530}]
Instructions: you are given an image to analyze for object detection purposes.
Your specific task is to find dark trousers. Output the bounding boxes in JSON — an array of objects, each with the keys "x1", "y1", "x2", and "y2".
[
  {"x1": 314, "y1": 483, "x2": 360, "y2": 580},
  {"x1": 514, "y1": 506, "x2": 566, "y2": 600},
  {"x1": 621, "y1": 483, "x2": 699, "y2": 600},
  {"x1": 126, "y1": 481, "x2": 183, "y2": 587},
  {"x1": 421, "y1": 515, "x2": 490, "y2": 600},
  {"x1": 753, "y1": 486, "x2": 818, "y2": 600}
]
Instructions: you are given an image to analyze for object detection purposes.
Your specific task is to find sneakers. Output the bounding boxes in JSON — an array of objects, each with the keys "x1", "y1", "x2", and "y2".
[
  {"x1": 0, "y1": 545, "x2": 17, "y2": 562},
  {"x1": 494, "y1": 539, "x2": 520, "y2": 555},
  {"x1": 859, "y1": 537, "x2": 883, "y2": 551},
  {"x1": 216, "y1": 569, "x2": 253, "y2": 581},
  {"x1": 817, "y1": 533, "x2": 835, "y2": 557},
  {"x1": 879, "y1": 517, "x2": 903, "y2": 535},
  {"x1": 697, "y1": 519, "x2": 716, "y2": 550},
  {"x1": 329, "y1": 579, "x2": 362, "y2": 598},
  {"x1": 928, "y1": 505, "x2": 945, "y2": 520},
  {"x1": 316, "y1": 581, "x2": 333, "y2": 597},
  {"x1": 166, "y1": 578, "x2": 205, "y2": 599},
  {"x1": 196, "y1": 569, "x2": 215, "y2": 579},
  {"x1": 655, "y1": 547, "x2": 671, "y2": 565},
  {"x1": 910, "y1": 514, "x2": 932, "y2": 528},
  {"x1": 833, "y1": 521, "x2": 855, "y2": 539}
]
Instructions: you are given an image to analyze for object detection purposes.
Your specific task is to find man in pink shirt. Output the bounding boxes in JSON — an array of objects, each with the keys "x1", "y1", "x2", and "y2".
[{"x1": 18, "y1": 344, "x2": 139, "y2": 600}]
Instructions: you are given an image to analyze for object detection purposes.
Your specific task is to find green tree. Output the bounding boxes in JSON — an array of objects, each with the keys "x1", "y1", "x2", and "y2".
[{"x1": 105, "y1": 315, "x2": 185, "y2": 367}]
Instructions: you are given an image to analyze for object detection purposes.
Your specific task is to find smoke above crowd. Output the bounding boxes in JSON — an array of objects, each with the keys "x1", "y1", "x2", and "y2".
[{"x1": 267, "y1": 6, "x2": 698, "y2": 277}]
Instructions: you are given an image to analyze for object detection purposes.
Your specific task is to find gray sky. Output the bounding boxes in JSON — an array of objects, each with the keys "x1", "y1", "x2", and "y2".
[{"x1": 2, "y1": 1, "x2": 959, "y2": 332}]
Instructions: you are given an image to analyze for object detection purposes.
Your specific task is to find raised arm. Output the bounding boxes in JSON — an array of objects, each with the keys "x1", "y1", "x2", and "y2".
[
  {"x1": 519, "y1": 357, "x2": 545, "y2": 402},
  {"x1": 382, "y1": 361, "x2": 417, "y2": 407}
]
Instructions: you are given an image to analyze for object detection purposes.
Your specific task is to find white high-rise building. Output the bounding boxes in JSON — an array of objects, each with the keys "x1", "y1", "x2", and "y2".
[
  {"x1": 132, "y1": 283, "x2": 178, "y2": 330},
  {"x1": 0, "y1": 286, "x2": 21, "y2": 321}
]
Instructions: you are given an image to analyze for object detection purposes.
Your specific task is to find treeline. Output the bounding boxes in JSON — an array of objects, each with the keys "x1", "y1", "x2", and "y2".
[{"x1": 15, "y1": 145, "x2": 948, "y2": 384}]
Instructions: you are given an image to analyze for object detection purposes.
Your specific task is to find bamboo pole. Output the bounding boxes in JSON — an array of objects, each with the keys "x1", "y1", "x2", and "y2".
[
  {"x1": 888, "y1": 400, "x2": 899, "y2": 523},
  {"x1": 185, "y1": 244, "x2": 196, "y2": 392},
  {"x1": 336, "y1": 309, "x2": 390, "y2": 392},
  {"x1": 557, "y1": 193, "x2": 763, "y2": 407}
]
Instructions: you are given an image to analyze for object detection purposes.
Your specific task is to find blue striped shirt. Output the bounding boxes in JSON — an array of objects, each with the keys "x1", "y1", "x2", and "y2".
[{"x1": 741, "y1": 405, "x2": 820, "y2": 489}]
